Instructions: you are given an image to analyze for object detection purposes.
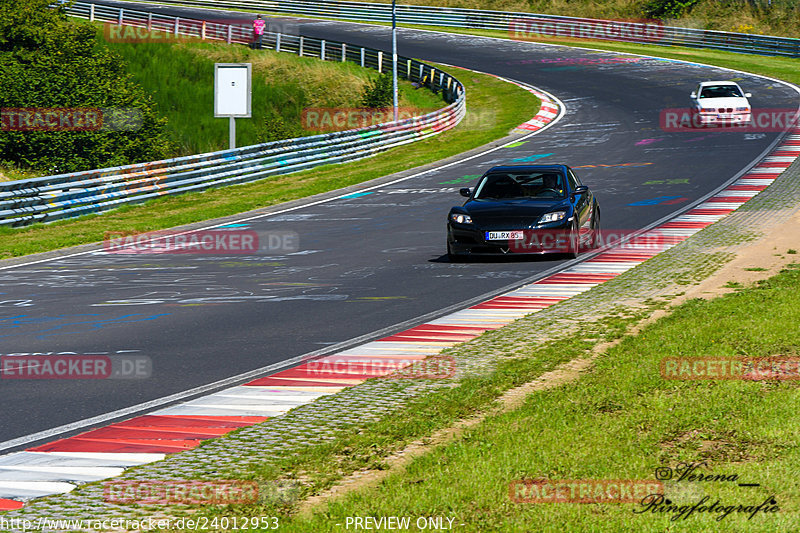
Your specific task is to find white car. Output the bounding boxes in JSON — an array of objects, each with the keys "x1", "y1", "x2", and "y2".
[{"x1": 691, "y1": 81, "x2": 752, "y2": 125}]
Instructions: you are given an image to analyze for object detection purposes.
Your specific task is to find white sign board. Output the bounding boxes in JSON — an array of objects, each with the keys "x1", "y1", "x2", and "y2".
[{"x1": 214, "y1": 63, "x2": 252, "y2": 118}]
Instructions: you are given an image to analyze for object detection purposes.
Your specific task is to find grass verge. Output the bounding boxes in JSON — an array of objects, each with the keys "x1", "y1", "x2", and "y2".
[
  {"x1": 97, "y1": 28, "x2": 444, "y2": 155},
  {"x1": 270, "y1": 263, "x2": 800, "y2": 532},
  {"x1": 0, "y1": 64, "x2": 539, "y2": 259}
]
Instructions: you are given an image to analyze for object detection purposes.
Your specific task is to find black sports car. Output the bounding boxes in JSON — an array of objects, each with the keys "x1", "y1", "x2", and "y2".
[{"x1": 447, "y1": 164, "x2": 600, "y2": 259}]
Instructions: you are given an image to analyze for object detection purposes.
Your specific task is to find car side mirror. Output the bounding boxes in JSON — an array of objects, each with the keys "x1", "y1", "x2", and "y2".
[
  {"x1": 459, "y1": 188, "x2": 471, "y2": 198},
  {"x1": 571, "y1": 185, "x2": 588, "y2": 199},
  {"x1": 745, "y1": 92, "x2": 752, "y2": 98},
  {"x1": 690, "y1": 92, "x2": 697, "y2": 99}
]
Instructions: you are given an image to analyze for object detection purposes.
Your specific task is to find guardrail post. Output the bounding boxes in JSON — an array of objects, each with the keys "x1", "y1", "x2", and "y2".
[
  {"x1": 407, "y1": 59, "x2": 411, "y2": 79},
  {"x1": 276, "y1": 33, "x2": 281, "y2": 52},
  {"x1": 201, "y1": 21, "x2": 206, "y2": 40},
  {"x1": 419, "y1": 64, "x2": 424, "y2": 79},
  {"x1": 118, "y1": 7, "x2": 123, "y2": 26},
  {"x1": 360, "y1": 47, "x2": 365, "y2": 67},
  {"x1": 341, "y1": 43, "x2": 346, "y2": 62},
  {"x1": 89, "y1": 3, "x2": 95, "y2": 22},
  {"x1": 321, "y1": 40, "x2": 326, "y2": 60},
  {"x1": 174, "y1": 17, "x2": 180, "y2": 36},
  {"x1": 147, "y1": 12, "x2": 152, "y2": 31},
  {"x1": 378, "y1": 51, "x2": 383, "y2": 72},
  {"x1": 299, "y1": 36, "x2": 304, "y2": 56},
  {"x1": 227, "y1": 25, "x2": 232, "y2": 44}
]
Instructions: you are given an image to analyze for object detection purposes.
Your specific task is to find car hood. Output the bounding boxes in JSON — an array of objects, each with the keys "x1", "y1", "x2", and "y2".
[
  {"x1": 697, "y1": 97, "x2": 749, "y2": 109},
  {"x1": 463, "y1": 199, "x2": 568, "y2": 227}
]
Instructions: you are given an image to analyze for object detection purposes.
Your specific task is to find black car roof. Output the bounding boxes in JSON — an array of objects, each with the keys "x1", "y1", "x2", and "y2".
[{"x1": 484, "y1": 164, "x2": 569, "y2": 174}]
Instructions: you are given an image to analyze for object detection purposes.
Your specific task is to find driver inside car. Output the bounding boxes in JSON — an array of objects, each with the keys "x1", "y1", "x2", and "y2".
[{"x1": 533, "y1": 173, "x2": 564, "y2": 197}]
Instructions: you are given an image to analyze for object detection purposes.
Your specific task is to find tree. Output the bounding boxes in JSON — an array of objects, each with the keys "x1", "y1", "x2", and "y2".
[{"x1": 0, "y1": 0, "x2": 173, "y2": 174}]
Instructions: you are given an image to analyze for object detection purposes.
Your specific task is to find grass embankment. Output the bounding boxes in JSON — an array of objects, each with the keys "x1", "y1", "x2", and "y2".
[
  {"x1": 97, "y1": 29, "x2": 443, "y2": 155},
  {"x1": 352, "y1": 0, "x2": 800, "y2": 38},
  {"x1": 269, "y1": 263, "x2": 800, "y2": 531},
  {"x1": 0, "y1": 66, "x2": 539, "y2": 259}
]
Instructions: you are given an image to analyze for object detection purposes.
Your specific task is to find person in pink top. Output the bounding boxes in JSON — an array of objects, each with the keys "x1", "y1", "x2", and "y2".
[{"x1": 252, "y1": 15, "x2": 266, "y2": 49}]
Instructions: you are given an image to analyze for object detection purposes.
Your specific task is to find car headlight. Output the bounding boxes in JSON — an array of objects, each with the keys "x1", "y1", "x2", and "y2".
[
  {"x1": 735, "y1": 107, "x2": 750, "y2": 112},
  {"x1": 450, "y1": 213, "x2": 473, "y2": 224},
  {"x1": 539, "y1": 211, "x2": 566, "y2": 224}
]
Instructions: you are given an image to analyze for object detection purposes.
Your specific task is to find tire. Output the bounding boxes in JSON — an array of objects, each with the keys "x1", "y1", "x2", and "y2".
[
  {"x1": 447, "y1": 240, "x2": 462, "y2": 262},
  {"x1": 565, "y1": 220, "x2": 580, "y2": 259},
  {"x1": 590, "y1": 208, "x2": 601, "y2": 249}
]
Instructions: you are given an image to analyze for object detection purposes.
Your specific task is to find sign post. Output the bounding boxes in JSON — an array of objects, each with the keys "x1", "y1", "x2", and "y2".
[{"x1": 214, "y1": 63, "x2": 252, "y2": 150}]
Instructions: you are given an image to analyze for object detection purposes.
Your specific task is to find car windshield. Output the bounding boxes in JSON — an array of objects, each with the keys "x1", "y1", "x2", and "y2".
[
  {"x1": 473, "y1": 171, "x2": 566, "y2": 200},
  {"x1": 700, "y1": 85, "x2": 743, "y2": 98}
]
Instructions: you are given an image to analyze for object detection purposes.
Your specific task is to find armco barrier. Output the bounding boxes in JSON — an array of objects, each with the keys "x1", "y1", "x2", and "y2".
[
  {"x1": 143, "y1": 0, "x2": 800, "y2": 58},
  {"x1": 0, "y1": 2, "x2": 464, "y2": 227}
]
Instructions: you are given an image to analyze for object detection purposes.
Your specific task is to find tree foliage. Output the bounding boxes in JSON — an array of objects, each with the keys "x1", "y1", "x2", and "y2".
[{"x1": 0, "y1": 0, "x2": 173, "y2": 174}]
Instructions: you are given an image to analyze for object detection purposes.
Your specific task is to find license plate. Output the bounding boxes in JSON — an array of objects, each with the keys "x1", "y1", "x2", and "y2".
[
  {"x1": 486, "y1": 231, "x2": 524, "y2": 241},
  {"x1": 718, "y1": 114, "x2": 732, "y2": 119}
]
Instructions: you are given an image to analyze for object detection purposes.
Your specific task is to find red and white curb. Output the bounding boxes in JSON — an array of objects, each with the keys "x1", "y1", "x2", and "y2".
[
  {"x1": 2, "y1": 129, "x2": 797, "y2": 516},
  {"x1": 512, "y1": 89, "x2": 560, "y2": 132}
]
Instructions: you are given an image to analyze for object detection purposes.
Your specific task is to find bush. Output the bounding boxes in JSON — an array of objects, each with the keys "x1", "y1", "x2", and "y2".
[
  {"x1": 641, "y1": 0, "x2": 700, "y2": 19},
  {"x1": 258, "y1": 114, "x2": 304, "y2": 142},
  {"x1": 0, "y1": 0, "x2": 173, "y2": 174},
  {"x1": 360, "y1": 73, "x2": 394, "y2": 108}
]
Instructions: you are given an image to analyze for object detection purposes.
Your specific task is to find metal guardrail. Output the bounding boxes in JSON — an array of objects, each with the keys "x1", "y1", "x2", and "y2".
[
  {"x1": 145, "y1": 0, "x2": 800, "y2": 57},
  {"x1": 0, "y1": 1, "x2": 465, "y2": 227}
]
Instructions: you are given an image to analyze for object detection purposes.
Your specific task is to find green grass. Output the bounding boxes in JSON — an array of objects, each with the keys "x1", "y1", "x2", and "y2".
[
  {"x1": 96, "y1": 26, "x2": 445, "y2": 156},
  {"x1": 0, "y1": 66, "x2": 539, "y2": 259},
  {"x1": 276, "y1": 265, "x2": 800, "y2": 532}
]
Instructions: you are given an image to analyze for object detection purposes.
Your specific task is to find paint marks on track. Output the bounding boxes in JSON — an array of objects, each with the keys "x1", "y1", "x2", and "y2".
[{"x1": 628, "y1": 196, "x2": 689, "y2": 206}]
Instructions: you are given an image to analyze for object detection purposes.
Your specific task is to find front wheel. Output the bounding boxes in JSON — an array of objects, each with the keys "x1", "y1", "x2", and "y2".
[
  {"x1": 565, "y1": 220, "x2": 580, "y2": 259},
  {"x1": 447, "y1": 240, "x2": 462, "y2": 262},
  {"x1": 590, "y1": 208, "x2": 601, "y2": 249}
]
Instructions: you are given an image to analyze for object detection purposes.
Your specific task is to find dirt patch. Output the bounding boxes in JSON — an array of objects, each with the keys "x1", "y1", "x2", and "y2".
[{"x1": 675, "y1": 210, "x2": 800, "y2": 302}]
